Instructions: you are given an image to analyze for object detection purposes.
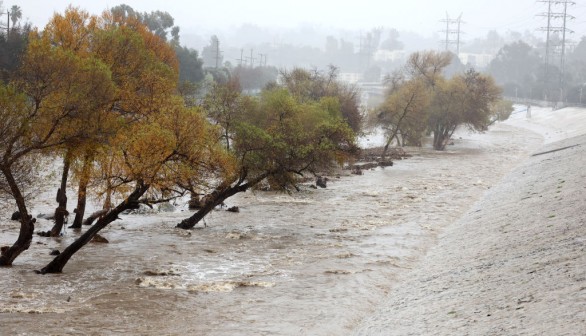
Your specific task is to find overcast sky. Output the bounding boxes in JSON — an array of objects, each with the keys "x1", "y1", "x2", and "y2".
[{"x1": 5, "y1": 1, "x2": 586, "y2": 39}]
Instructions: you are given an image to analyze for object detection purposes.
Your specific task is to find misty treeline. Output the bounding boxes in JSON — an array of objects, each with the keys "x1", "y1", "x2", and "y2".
[
  {"x1": 487, "y1": 38, "x2": 586, "y2": 103},
  {"x1": 0, "y1": 6, "x2": 360, "y2": 272},
  {"x1": 371, "y1": 51, "x2": 509, "y2": 151}
]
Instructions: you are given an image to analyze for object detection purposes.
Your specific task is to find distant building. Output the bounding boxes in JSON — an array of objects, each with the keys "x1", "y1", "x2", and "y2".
[
  {"x1": 338, "y1": 72, "x2": 363, "y2": 84},
  {"x1": 458, "y1": 53, "x2": 495, "y2": 70},
  {"x1": 373, "y1": 50, "x2": 407, "y2": 63}
]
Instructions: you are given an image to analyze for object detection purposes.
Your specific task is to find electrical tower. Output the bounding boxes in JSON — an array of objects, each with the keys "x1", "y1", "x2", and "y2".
[
  {"x1": 538, "y1": 0, "x2": 575, "y2": 100},
  {"x1": 440, "y1": 13, "x2": 464, "y2": 55}
]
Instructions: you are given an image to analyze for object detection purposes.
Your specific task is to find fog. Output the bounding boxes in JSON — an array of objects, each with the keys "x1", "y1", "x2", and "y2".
[
  {"x1": 5, "y1": 1, "x2": 586, "y2": 77},
  {"x1": 12, "y1": 1, "x2": 542, "y2": 36}
]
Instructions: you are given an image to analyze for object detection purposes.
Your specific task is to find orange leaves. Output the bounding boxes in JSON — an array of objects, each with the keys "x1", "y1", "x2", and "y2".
[
  {"x1": 5, "y1": 5, "x2": 231, "y2": 204},
  {"x1": 43, "y1": 6, "x2": 98, "y2": 56}
]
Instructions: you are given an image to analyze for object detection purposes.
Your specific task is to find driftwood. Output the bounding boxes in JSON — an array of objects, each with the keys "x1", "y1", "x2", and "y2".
[
  {"x1": 359, "y1": 146, "x2": 412, "y2": 162},
  {"x1": 80, "y1": 209, "x2": 109, "y2": 227}
]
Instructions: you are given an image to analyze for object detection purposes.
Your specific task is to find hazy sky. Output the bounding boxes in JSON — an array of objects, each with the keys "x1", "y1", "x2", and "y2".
[{"x1": 6, "y1": 0, "x2": 586, "y2": 39}]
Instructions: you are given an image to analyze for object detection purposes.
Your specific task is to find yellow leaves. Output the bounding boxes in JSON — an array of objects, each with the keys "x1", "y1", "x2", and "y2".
[
  {"x1": 0, "y1": 84, "x2": 31, "y2": 146},
  {"x1": 94, "y1": 98, "x2": 235, "y2": 194},
  {"x1": 406, "y1": 51, "x2": 453, "y2": 87},
  {"x1": 43, "y1": 6, "x2": 98, "y2": 56},
  {"x1": 3, "y1": 6, "x2": 231, "y2": 208},
  {"x1": 16, "y1": 31, "x2": 116, "y2": 148}
]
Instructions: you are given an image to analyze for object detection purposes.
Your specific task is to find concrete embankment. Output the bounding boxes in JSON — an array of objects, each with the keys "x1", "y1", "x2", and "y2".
[{"x1": 354, "y1": 109, "x2": 586, "y2": 335}]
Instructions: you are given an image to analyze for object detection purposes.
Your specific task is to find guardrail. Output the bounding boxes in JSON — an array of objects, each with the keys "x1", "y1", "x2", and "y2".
[{"x1": 504, "y1": 96, "x2": 586, "y2": 109}]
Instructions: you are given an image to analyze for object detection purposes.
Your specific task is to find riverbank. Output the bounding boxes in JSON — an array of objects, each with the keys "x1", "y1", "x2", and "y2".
[{"x1": 354, "y1": 106, "x2": 586, "y2": 335}]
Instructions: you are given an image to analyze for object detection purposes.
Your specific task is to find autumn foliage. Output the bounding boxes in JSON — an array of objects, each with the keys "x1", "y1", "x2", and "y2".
[
  {"x1": 0, "y1": 7, "x2": 358, "y2": 271},
  {"x1": 373, "y1": 51, "x2": 504, "y2": 151}
]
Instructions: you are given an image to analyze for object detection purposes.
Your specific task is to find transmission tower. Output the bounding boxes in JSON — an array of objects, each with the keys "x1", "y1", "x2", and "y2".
[
  {"x1": 440, "y1": 13, "x2": 464, "y2": 55},
  {"x1": 538, "y1": 0, "x2": 575, "y2": 100}
]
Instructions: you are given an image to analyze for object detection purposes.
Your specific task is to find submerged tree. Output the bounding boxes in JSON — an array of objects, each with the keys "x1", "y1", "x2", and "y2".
[
  {"x1": 0, "y1": 30, "x2": 114, "y2": 264},
  {"x1": 177, "y1": 87, "x2": 358, "y2": 229},
  {"x1": 428, "y1": 70, "x2": 501, "y2": 150},
  {"x1": 40, "y1": 99, "x2": 232, "y2": 273},
  {"x1": 373, "y1": 51, "x2": 450, "y2": 152},
  {"x1": 374, "y1": 51, "x2": 502, "y2": 151},
  {"x1": 280, "y1": 66, "x2": 363, "y2": 133}
]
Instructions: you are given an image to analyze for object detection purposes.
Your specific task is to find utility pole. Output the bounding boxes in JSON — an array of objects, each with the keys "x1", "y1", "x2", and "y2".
[
  {"x1": 214, "y1": 38, "x2": 222, "y2": 69},
  {"x1": 246, "y1": 49, "x2": 255, "y2": 68},
  {"x1": 258, "y1": 53, "x2": 266, "y2": 67},
  {"x1": 1, "y1": 10, "x2": 9, "y2": 35},
  {"x1": 237, "y1": 49, "x2": 245, "y2": 67},
  {"x1": 439, "y1": 13, "x2": 464, "y2": 55}
]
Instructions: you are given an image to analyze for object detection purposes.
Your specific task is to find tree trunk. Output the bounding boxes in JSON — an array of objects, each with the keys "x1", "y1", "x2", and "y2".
[
  {"x1": 0, "y1": 166, "x2": 34, "y2": 266},
  {"x1": 176, "y1": 171, "x2": 272, "y2": 230},
  {"x1": 48, "y1": 151, "x2": 72, "y2": 236},
  {"x1": 381, "y1": 127, "x2": 398, "y2": 161},
  {"x1": 433, "y1": 127, "x2": 452, "y2": 151},
  {"x1": 103, "y1": 179, "x2": 113, "y2": 210},
  {"x1": 39, "y1": 182, "x2": 150, "y2": 274},
  {"x1": 81, "y1": 209, "x2": 109, "y2": 226},
  {"x1": 176, "y1": 184, "x2": 248, "y2": 229},
  {"x1": 70, "y1": 153, "x2": 92, "y2": 229}
]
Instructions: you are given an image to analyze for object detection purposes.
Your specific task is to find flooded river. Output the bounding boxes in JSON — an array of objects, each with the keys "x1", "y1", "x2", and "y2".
[{"x1": 0, "y1": 121, "x2": 543, "y2": 335}]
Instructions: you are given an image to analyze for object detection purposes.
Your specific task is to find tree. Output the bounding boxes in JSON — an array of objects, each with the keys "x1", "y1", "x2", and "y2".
[
  {"x1": 110, "y1": 5, "x2": 179, "y2": 44},
  {"x1": 202, "y1": 35, "x2": 223, "y2": 68},
  {"x1": 0, "y1": 20, "x2": 30, "y2": 82},
  {"x1": 0, "y1": 28, "x2": 115, "y2": 264},
  {"x1": 232, "y1": 65, "x2": 279, "y2": 92},
  {"x1": 376, "y1": 78, "x2": 430, "y2": 151},
  {"x1": 488, "y1": 41, "x2": 541, "y2": 98},
  {"x1": 428, "y1": 70, "x2": 501, "y2": 150},
  {"x1": 380, "y1": 29, "x2": 404, "y2": 51},
  {"x1": 40, "y1": 99, "x2": 232, "y2": 273},
  {"x1": 9, "y1": 5, "x2": 22, "y2": 28},
  {"x1": 38, "y1": 6, "x2": 103, "y2": 236},
  {"x1": 280, "y1": 67, "x2": 363, "y2": 133},
  {"x1": 177, "y1": 87, "x2": 358, "y2": 229},
  {"x1": 373, "y1": 51, "x2": 451, "y2": 151},
  {"x1": 374, "y1": 51, "x2": 502, "y2": 151},
  {"x1": 202, "y1": 77, "x2": 246, "y2": 151},
  {"x1": 174, "y1": 45, "x2": 204, "y2": 84}
]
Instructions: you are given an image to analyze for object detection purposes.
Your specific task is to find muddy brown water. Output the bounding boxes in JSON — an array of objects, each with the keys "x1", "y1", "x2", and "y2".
[{"x1": 0, "y1": 122, "x2": 543, "y2": 335}]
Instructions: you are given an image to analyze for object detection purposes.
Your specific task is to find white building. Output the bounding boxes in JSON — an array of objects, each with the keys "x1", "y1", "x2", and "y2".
[
  {"x1": 338, "y1": 72, "x2": 363, "y2": 84},
  {"x1": 458, "y1": 53, "x2": 495, "y2": 69},
  {"x1": 373, "y1": 50, "x2": 408, "y2": 63}
]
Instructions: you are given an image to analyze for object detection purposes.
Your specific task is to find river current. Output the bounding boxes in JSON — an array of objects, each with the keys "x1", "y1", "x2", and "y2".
[{"x1": 0, "y1": 120, "x2": 543, "y2": 335}]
